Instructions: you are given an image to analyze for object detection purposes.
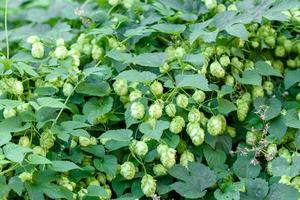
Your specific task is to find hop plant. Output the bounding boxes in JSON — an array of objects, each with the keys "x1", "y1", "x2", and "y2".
[
  {"x1": 31, "y1": 42, "x2": 44, "y2": 58},
  {"x1": 3, "y1": 107, "x2": 16, "y2": 119},
  {"x1": 180, "y1": 150, "x2": 195, "y2": 168},
  {"x1": 18, "y1": 172, "x2": 33, "y2": 182},
  {"x1": 165, "y1": 103, "x2": 176, "y2": 117},
  {"x1": 192, "y1": 90, "x2": 206, "y2": 104},
  {"x1": 188, "y1": 107, "x2": 201, "y2": 123},
  {"x1": 176, "y1": 94, "x2": 189, "y2": 108},
  {"x1": 237, "y1": 101, "x2": 249, "y2": 121},
  {"x1": 246, "y1": 131, "x2": 257, "y2": 146},
  {"x1": 130, "y1": 102, "x2": 145, "y2": 119},
  {"x1": 252, "y1": 85, "x2": 264, "y2": 100},
  {"x1": 186, "y1": 123, "x2": 205, "y2": 146},
  {"x1": 62, "y1": 83, "x2": 74, "y2": 96},
  {"x1": 129, "y1": 90, "x2": 142, "y2": 102},
  {"x1": 79, "y1": 136, "x2": 91, "y2": 147},
  {"x1": 169, "y1": 116, "x2": 185, "y2": 134},
  {"x1": 54, "y1": 45, "x2": 68, "y2": 60},
  {"x1": 219, "y1": 55, "x2": 230, "y2": 67},
  {"x1": 141, "y1": 174, "x2": 156, "y2": 197},
  {"x1": 160, "y1": 148, "x2": 176, "y2": 169},
  {"x1": 18, "y1": 136, "x2": 30, "y2": 147},
  {"x1": 207, "y1": 115, "x2": 226, "y2": 136},
  {"x1": 148, "y1": 102, "x2": 163, "y2": 119},
  {"x1": 40, "y1": 129, "x2": 56, "y2": 150},
  {"x1": 153, "y1": 164, "x2": 167, "y2": 176},
  {"x1": 131, "y1": 140, "x2": 148, "y2": 156},
  {"x1": 91, "y1": 45, "x2": 104, "y2": 60},
  {"x1": 210, "y1": 61, "x2": 225, "y2": 78},
  {"x1": 113, "y1": 79, "x2": 128, "y2": 96},
  {"x1": 204, "y1": 0, "x2": 217, "y2": 10},
  {"x1": 120, "y1": 161, "x2": 136, "y2": 180},
  {"x1": 150, "y1": 81, "x2": 163, "y2": 97}
]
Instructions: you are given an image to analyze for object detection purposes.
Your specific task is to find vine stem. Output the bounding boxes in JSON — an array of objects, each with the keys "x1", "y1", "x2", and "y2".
[{"x1": 4, "y1": 0, "x2": 9, "y2": 58}]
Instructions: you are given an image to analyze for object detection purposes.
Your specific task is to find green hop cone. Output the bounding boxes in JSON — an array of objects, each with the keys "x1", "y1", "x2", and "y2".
[
  {"x1": 150, "y1": 81, "x2": 163, "y2": 97},
  {"x1": 275, "y1": 46, "x2": 285, "y2": 57},
  {"x1": 252, "y1": 85, "x2": 264, "y2": 100},
  {"x1": 40, "y1": 129, "x2": 56, "y2": 150},
  {"x1": 18, "y1": 172, "x2": 33, "y2": 182},
  {"x1": 33, "y1": 146, "x2": 46, "y2": 156},
  {"x1": 129, "y1": 90, "x2": 142, "y2": 102},
  {"x1": 157, "y1": 144, "x2": 169, "y2": 156},
  {"x1": 227, "y1": 126, "x2": 236, "y2": 138},
  {"x1": 192, "y1": 90, "x2": 206, "y2": 104},
  {"x1": 153, "y1": 164, "x2": 167, "y2": 176},
  {"x1": 266, "y1": 143, "x2": 277, "y2": 160},
  {"x1": 79, "y1": 136, "x2": 91, "y2": 147},
  {"x1": 123, "y1": 0, "x2": 134, "y2": 9},
  {"x1": 31, "y1": 41, "x2": 44, "y2": 59},
  {"x1": 3, "y1": 107, "x2": 16, "y2": 119},
  {"x1": 296, "y1": 92, "x2": 300, "y2": 101},
  {"x1": 159, "y1": 62, "x2": 171, "y2": 74},
  {"x1": 207, "y1": 115, "x2": 225, "y2": 136},
  {"x1": 263, "y1": 81, "x2": 274, "y2": 95},
  {"x1": 130, "y1": 102, "x2": 145, "y2": 120},
  {"x1": 204, "y1": 0, "x2": 217, "y2": 10},
  {"x1": 120, "y1": 161, "x2": 136, "y2": 180},
  {"x1": 210, "y1": 61, "x2": 225, "y2": 78},
  {"x1": 225, "y1": 75, "x2": 235, "y2": 86},
  {"x1": 246, "y1": 131, "x2": 257, "y2": 146},
  {"x1": 54, "y1": 46, "x2": 68, "y2": 60},
  {"x1": 188, "y1": 107, "x2": 201, "y2": 123},
  {"x1": 169, "y1": 116, "x2": 185, "y2": 134},
  {"x1": 241, "y1": 92, "x2": 252, "y2": 105},
  {"x1": 176, "y1": 139, "x2": 188, "y2": 154},
  {"x1": 19, "y1": 136, "x2": 30, "y2": 147},
  {"x1": 12, "y1": 80, "x2": 24, "y2": 95},
  {"x1": 180, "y1": 150, "x2": 195, "y2": 168},
  {"x1": 278, "y1": 147, "x2": 292, "y2": 164},
  {"x1": 160, "y1": 148, "x2": 176, "y2": 169},
  {"x1": 91, "y1": 45, "x2": 104, "y2": 60},
  {"x1": 291, "y1": 177, "x2": 300, "y2": 191},
  {"x1": 16, "y1": 103, "x2": 30, "y2": 113},
  {"x1": 132, "y1": 140, "x2": 148, "y2": 156},
  {"x1": 174, "y1": 47, "x2": 186, "y2": 59},
  {"x1": 148, "y1": 102, "x2": 163, "y2": 119},
  {"x1": 219, "y1": 55, "x2": 230, "y2": 67},
  {"x1": 141, "y1": 174, "x2": 156, "y2": 197},
  {"x1": 62, "y1": 83, "x2": 74, "y2": 96},
  {"x1": 237, "y1": 101, "x2": 249, "y2": 121},
  {"x1": 165, "y1": 103, "x2": 176, "y2": 117},
  {"x1": 266, "y1": 161, "x2": 273, "y2": 176},
  {"x1": 176, "y1": 94, "x2": 189, "y2": 108},
  {"x1": 108, "y1": 0, "x2": 119, "y2": 6},
  {"x1": 187, "y1": 123, "x2": 205, "y2": 146},
  {"x1": 264, "y1": 36, "x2": 276, "y2": 48},
  {"x1": 279, "y1": 175, "x2": 292, "y2": 185},
  {"x1": 27, "y1": 35, "x2": 40, "y2": 44},
  {"x1": 113, "y1": 78, "x2": 128, "y2": 96}
]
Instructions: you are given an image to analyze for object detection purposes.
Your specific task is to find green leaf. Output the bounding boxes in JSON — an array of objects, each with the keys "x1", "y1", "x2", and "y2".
[
  {"x1": 28, "y1": 154, "x2": 52, "y2": 165},
  {"x1": 168, "y1": 163, "x2": 217, "y2": 198},
  {"x1": 94, "y1": 155, "x2": 118, "y2": 177},
  {"x1": 83, "y1": 97, "x2": 113, "y2": 123},
  {"x1": 3, "y1": 143, "x2": 32, "y2": 163},
  {"x1": 131, "y1": 52, "x2": 166, "y2": 67},
  {"x1": 25, "y1": 183, "x2": 45, "y2": 200},
  {"x1": 240, "y1": 178, "x2": 269, "y2": 200},
  {"x1": 175, "y1": 74, "x2": 211, "y2": 91},
  {"x1": 36, "y1": 97, "x2": 68, "y2": 110},
  {"x1": 268, "y1": 116, "x2": 287, "y2": 141},
  {"x1": 50, "y1": 160, "x2": 80, "y2": 172},
  {"x1": 234, "y1": 70, "x2": 262, "y2": 86},
  {"x1": 266, "y1": 183, "x2": 300, "y2": 200},
  {"x1": 271, "y1": 156, "x2": 300, "y2": 177},
  {"x1": 284, "y1": 68, "x2": 300, "y2": 89},
  {"x1": 225, "y1": 23, "x2": 248, "y2": 40},
  {"x1": 99, "y1": 129, "x2": 133, "y2": 142},
  {"x1": 254, "y1": 61, "x2": 282, "y2": 77},
  {"x1": 9, "y1": 177, "x2": 24, "y2": 196},
  {"x1": 0, "y1": 132, "x2": 11, "y2": 146},
  {"x1": 183, "y1": 54, "x2": 205, "y2": 69},
  {"x1": 218, "y1": 99, "x2": 237, "y2": 115},
  {"x1": 81, "y1": 145, "x2": 105, "y2": 157},
  {"x1": 296, "y1": 131, "x2": 300, "y2": 150},
  {"x1": 15, "y1": 62, "x2": 39, "y2": 77},
  {"x1": 152, "y1": 23, "x2": 186, "y2": 34},
  {"x1": 42, "y1": 184, "x2": 73, "y2": 200},
  {"x1": 87, "y1": 185, "x2": 109, "y2": 198},
  {"x1": 139, "y1": 120, "x2": 170, "y2": 140},
  {"x1": 283, "y1": 109, "x2": 300, "y2": 129},
  {"x1": 232, "y1": 156, "x2": 261, "y2": 178},
  {"x1": 76, "y1": 82, "x2": 111, "y2": 97},
  {"x1": 203, "y1": 145, "x2": 226, "y2": 168},
  {"x1": 254, "y1": 97, "x2": 282, "y2": 121},
  {"x1": 106, "y1": 50, "x2": 132, "y2": 63},
  {"x1": 116, "y1": 70, "x2": 157, "y2": 83}
]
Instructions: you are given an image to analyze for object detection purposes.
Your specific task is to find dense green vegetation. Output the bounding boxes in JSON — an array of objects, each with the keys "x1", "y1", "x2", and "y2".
[{"x1": 0, "y1": 0, "x2": 300, "y2": 199}]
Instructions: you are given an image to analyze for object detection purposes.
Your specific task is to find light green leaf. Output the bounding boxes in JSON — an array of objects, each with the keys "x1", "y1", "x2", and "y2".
[
  {"x1": 76, "y1": 82, "x2": 111, "y2": 97},
  {"x1": 152, "y1": 23, "x2": 186, "y2": 34},
  {"x1": 225, "y1": 23, "x2": 248, "y2": 40},
  {"x1": 175, "y1": 74, "x2": 211, "y2": 91},
  {"x1": 94, "y1": 155, "x2": 118, "y2": 177},
  {"x1": 234, "y1": 70, "x2": 262, "y2": 86},
  {"x1": 36, "y1": 97, "x2": 68, "y2": 110},
  {"x1": 203, "y1": 145, "x2": 227, "y2": 168},
  {"x1": 87, "y1": 185, "x2": 109, "y2": 198},
  {"x1": 254, "y1": 61, "x2": 282, "y2": 77},
  {"x1": 28, "y1": 154, "x2": 52, "y2": 164},
  {"x1": 139, "y1": 120, "x2": 170, "y2": 140},
  {"x1": 232, "y1": 156, "x2": 261, "y2": 178},
  {"x1": 284, "y1": 69, "x2": 300, "y2": 89},
  {"x1": 283, "y1": 109, "x2": 300, "y2": 129},
  {"x1": 3, "y1": 143, "x2": 32, "y2": 163},
  {"x1": 116, "y1": 70, "x2": 157, "y2": 82},
  {"x1": 51, "y1": 160, "x2": 80, "y2": 172},
  {"x1": 131, "y1": 52, "x2": 165, "y2": 67},
  {"x1": 218, "y1": 99, "x2": 237, "y2": 115},
  {"x1": 267, "y1": 183, "x2": 300, "y2": 200}
]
